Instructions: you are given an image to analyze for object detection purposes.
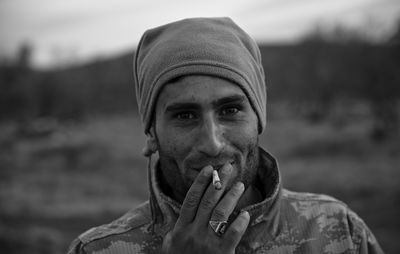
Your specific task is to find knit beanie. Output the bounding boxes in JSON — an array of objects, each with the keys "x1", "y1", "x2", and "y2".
[{"x1": 134, "y1": 17, "x2": 267, "y2": 134}]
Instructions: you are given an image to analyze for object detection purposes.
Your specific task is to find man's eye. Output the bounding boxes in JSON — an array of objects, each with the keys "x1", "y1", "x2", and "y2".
[
  {"x1": 176, "y1": 112, "x2": 196, "y2": 120},
  {"x1": 221, "y1": 107, "x2": 239, "y2": 116}
]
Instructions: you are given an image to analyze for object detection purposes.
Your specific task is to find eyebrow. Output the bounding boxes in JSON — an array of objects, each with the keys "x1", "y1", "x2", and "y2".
[
  {"x1": 165, "y1": 102, "x2": 200, "y2": 112},
  {"x1": 212, "y1": 95, "x2": 246, "y2": 107},
  {"x1": 165, "y1": 95, "x2": 246, "y2": 113}
]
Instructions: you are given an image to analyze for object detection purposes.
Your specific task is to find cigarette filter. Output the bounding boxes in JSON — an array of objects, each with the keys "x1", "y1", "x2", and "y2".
[{"x1": 212, "y1": 170, "x2": 222, "y2": 190}]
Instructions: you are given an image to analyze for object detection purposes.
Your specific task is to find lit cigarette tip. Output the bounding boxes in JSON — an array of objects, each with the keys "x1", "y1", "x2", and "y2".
[{"x1": 212, "y1": 170, "x2": 222, "y2": 190}]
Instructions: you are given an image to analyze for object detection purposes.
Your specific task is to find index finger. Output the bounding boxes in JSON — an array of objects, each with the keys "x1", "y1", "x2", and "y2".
[{"x1": 175, "y1": 165, "x2": 213, "y2": 229}]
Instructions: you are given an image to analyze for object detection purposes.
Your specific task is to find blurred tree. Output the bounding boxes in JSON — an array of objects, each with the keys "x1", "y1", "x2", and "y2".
[
  {"x1": 367, "y1": 21, "x2": 400, "y2": 142},
  {"x1": 17, "y1": 43, "x2": 33, "y2": 70},
  {"x1": 0, "y1": 44, "x2": 36, "y2": 121},
  {"x1": 291, "y1": 22, "x2": 400, "y2": 141}
]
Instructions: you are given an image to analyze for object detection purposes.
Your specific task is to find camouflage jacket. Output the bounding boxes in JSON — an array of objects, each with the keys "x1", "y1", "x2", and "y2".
[{"x1": 68, "y1": 148, "x2": 384, "y2": 254}]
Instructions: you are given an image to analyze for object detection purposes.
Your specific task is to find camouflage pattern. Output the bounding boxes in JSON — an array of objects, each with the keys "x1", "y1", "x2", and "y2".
[{"x1": 68, "y1": 148, "x2": 384, "y2": 254}]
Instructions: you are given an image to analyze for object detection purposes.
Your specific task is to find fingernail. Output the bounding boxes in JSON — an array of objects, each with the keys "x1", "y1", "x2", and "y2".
[
  {"x1": 221, "y1": 162, "x2": 232, "y2": 174},
  {"x1": 241, "y1": 211, "x2": 249, "y2": 218},
  {"x1": 235, "y1": 182, "x2": 244, "y2": 191},
  {"x1": 203, "y1": 165, "x2": 213, "y2": 176}
]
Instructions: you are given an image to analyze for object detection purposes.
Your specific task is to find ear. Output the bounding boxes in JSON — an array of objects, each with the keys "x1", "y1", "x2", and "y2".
[{"x1": 142, "y1": 127, "x2": 158, "y2": 157}]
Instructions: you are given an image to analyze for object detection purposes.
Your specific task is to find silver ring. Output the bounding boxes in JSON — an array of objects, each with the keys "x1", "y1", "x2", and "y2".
[{"x1": 209, "y1": 220, "x2": 227, "y2": 236}]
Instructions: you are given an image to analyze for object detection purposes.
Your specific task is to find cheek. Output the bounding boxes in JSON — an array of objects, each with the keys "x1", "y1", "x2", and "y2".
[
  {"x1": 227, "y1": 123, "x2": 258, "y2": 149},
  {"x1": 225, "y1": 123, "x2": 258, "y2": 170},
  {"x1": 158, "y1": 131, "x2": 193, "y2": 164},
  {"x1": 159, "y1": 137, "x2": 180, "y2": 156}
]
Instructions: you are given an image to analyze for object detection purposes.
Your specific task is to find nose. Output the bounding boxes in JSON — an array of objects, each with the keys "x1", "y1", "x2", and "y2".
[{"x1": 196, "y1": 114, "x2": 224, "y2": 157}]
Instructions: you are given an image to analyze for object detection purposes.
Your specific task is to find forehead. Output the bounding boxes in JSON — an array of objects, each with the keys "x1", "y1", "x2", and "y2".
[{"x1": 156, "y1": 75, "x2": 246, "y2": 108}]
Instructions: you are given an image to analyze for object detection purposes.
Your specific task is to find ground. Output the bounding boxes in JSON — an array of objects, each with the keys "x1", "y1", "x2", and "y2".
[{"x1": 0, "y1": 107, "x2": 398, "y2": 253}]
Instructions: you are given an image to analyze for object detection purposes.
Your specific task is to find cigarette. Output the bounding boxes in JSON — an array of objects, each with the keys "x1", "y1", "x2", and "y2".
[{"x1": 212, "y1": 170, "x2": 222, "y2": 190}]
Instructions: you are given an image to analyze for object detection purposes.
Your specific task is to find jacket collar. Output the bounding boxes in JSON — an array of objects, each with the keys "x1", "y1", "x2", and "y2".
[{"x1": 147, "y1": 147, "x2": 282, "y2": 235}]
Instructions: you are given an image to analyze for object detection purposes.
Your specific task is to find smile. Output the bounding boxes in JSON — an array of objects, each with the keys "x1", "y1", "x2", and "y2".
[{"x1": 191, "y1": 161, "x2": 235, "y2": 172}]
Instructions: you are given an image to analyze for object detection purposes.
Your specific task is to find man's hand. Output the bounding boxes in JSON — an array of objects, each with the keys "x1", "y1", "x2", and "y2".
[{"x1": 161, "y1": 163, "x2": 250, "y2": 254}]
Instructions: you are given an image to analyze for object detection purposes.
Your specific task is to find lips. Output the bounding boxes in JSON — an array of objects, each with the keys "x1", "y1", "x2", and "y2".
[{"x1": 190, "y1": 160, "x2": 235, "y2": 172}]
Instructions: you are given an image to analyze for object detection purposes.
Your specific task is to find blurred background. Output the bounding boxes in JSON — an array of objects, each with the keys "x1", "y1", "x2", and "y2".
[{"x1": 0, "y1": 0, "x2": 399, "y2": 253}]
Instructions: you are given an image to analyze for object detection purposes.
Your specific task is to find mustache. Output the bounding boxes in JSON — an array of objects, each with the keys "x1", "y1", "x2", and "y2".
[{"x1": 185, "y1": 156, "x2": 237, "y2": 171}]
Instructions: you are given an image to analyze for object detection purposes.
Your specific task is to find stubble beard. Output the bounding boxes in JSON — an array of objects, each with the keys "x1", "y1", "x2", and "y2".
[{"x1": 157, "y1": 141, "x2": 260, "y2": 204}]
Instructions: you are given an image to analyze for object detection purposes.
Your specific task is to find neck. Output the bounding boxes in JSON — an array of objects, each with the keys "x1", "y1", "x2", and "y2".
[
  {"x1": 236, "y1": 183, "x2": 263, "y2": 211},
  {"x1": 157, "y1": 163, "x2": 263, "y2": 208},
  {"x1": 171, "y1": 187, "x2": 186, "y2": 204}
]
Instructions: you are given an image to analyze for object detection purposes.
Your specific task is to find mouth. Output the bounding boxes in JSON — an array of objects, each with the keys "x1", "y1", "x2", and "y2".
[{"x1": 191, "y1": 161, "x2": 235, "y2": 172}]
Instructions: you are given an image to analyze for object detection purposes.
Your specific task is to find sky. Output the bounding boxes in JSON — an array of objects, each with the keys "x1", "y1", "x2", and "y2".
[{"x1": 1, "y1": 0, "x2": 399, "y2": 68}]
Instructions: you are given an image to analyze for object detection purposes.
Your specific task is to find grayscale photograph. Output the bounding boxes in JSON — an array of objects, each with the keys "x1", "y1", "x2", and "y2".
[{"x1": 0, "y1": 0, "x2": 399, "y2": 253}]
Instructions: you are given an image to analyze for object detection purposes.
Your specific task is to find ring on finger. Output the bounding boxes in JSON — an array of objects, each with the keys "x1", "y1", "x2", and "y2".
[{"x1": 209, "y1": 220, "x2": 228, "y2": 236}]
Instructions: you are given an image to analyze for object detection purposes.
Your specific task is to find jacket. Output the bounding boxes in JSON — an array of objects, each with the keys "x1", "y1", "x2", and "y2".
[{"x1": 68, "y1": 148, "x2": 384, "y2": 254}]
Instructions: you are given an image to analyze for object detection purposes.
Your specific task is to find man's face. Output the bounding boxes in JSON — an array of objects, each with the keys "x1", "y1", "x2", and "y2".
[{"x1": 153, "y1": 75, "x2": 259, "y2": 200}]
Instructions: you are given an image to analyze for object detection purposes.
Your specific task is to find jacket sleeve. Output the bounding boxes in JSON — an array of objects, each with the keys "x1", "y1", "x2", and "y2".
[
  {"x1": 347, "y1": 209, "x2": 385, "y2": 254},
  {"x1": 358, "y1": 228, "x2": 385, "y2": 254},
  {"x1": 67, "y1": 238, "x2": 86, "y2": 254}
]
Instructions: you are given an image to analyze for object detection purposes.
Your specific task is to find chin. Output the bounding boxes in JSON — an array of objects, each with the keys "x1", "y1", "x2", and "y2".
[{"x1": 180, "y1": 166, "x2": 200, "y2": 188}]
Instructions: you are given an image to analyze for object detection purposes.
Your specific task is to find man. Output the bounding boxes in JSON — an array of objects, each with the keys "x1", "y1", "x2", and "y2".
[{"x1": 68, "y1": 17, "x2": 384, "y2": 254}]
